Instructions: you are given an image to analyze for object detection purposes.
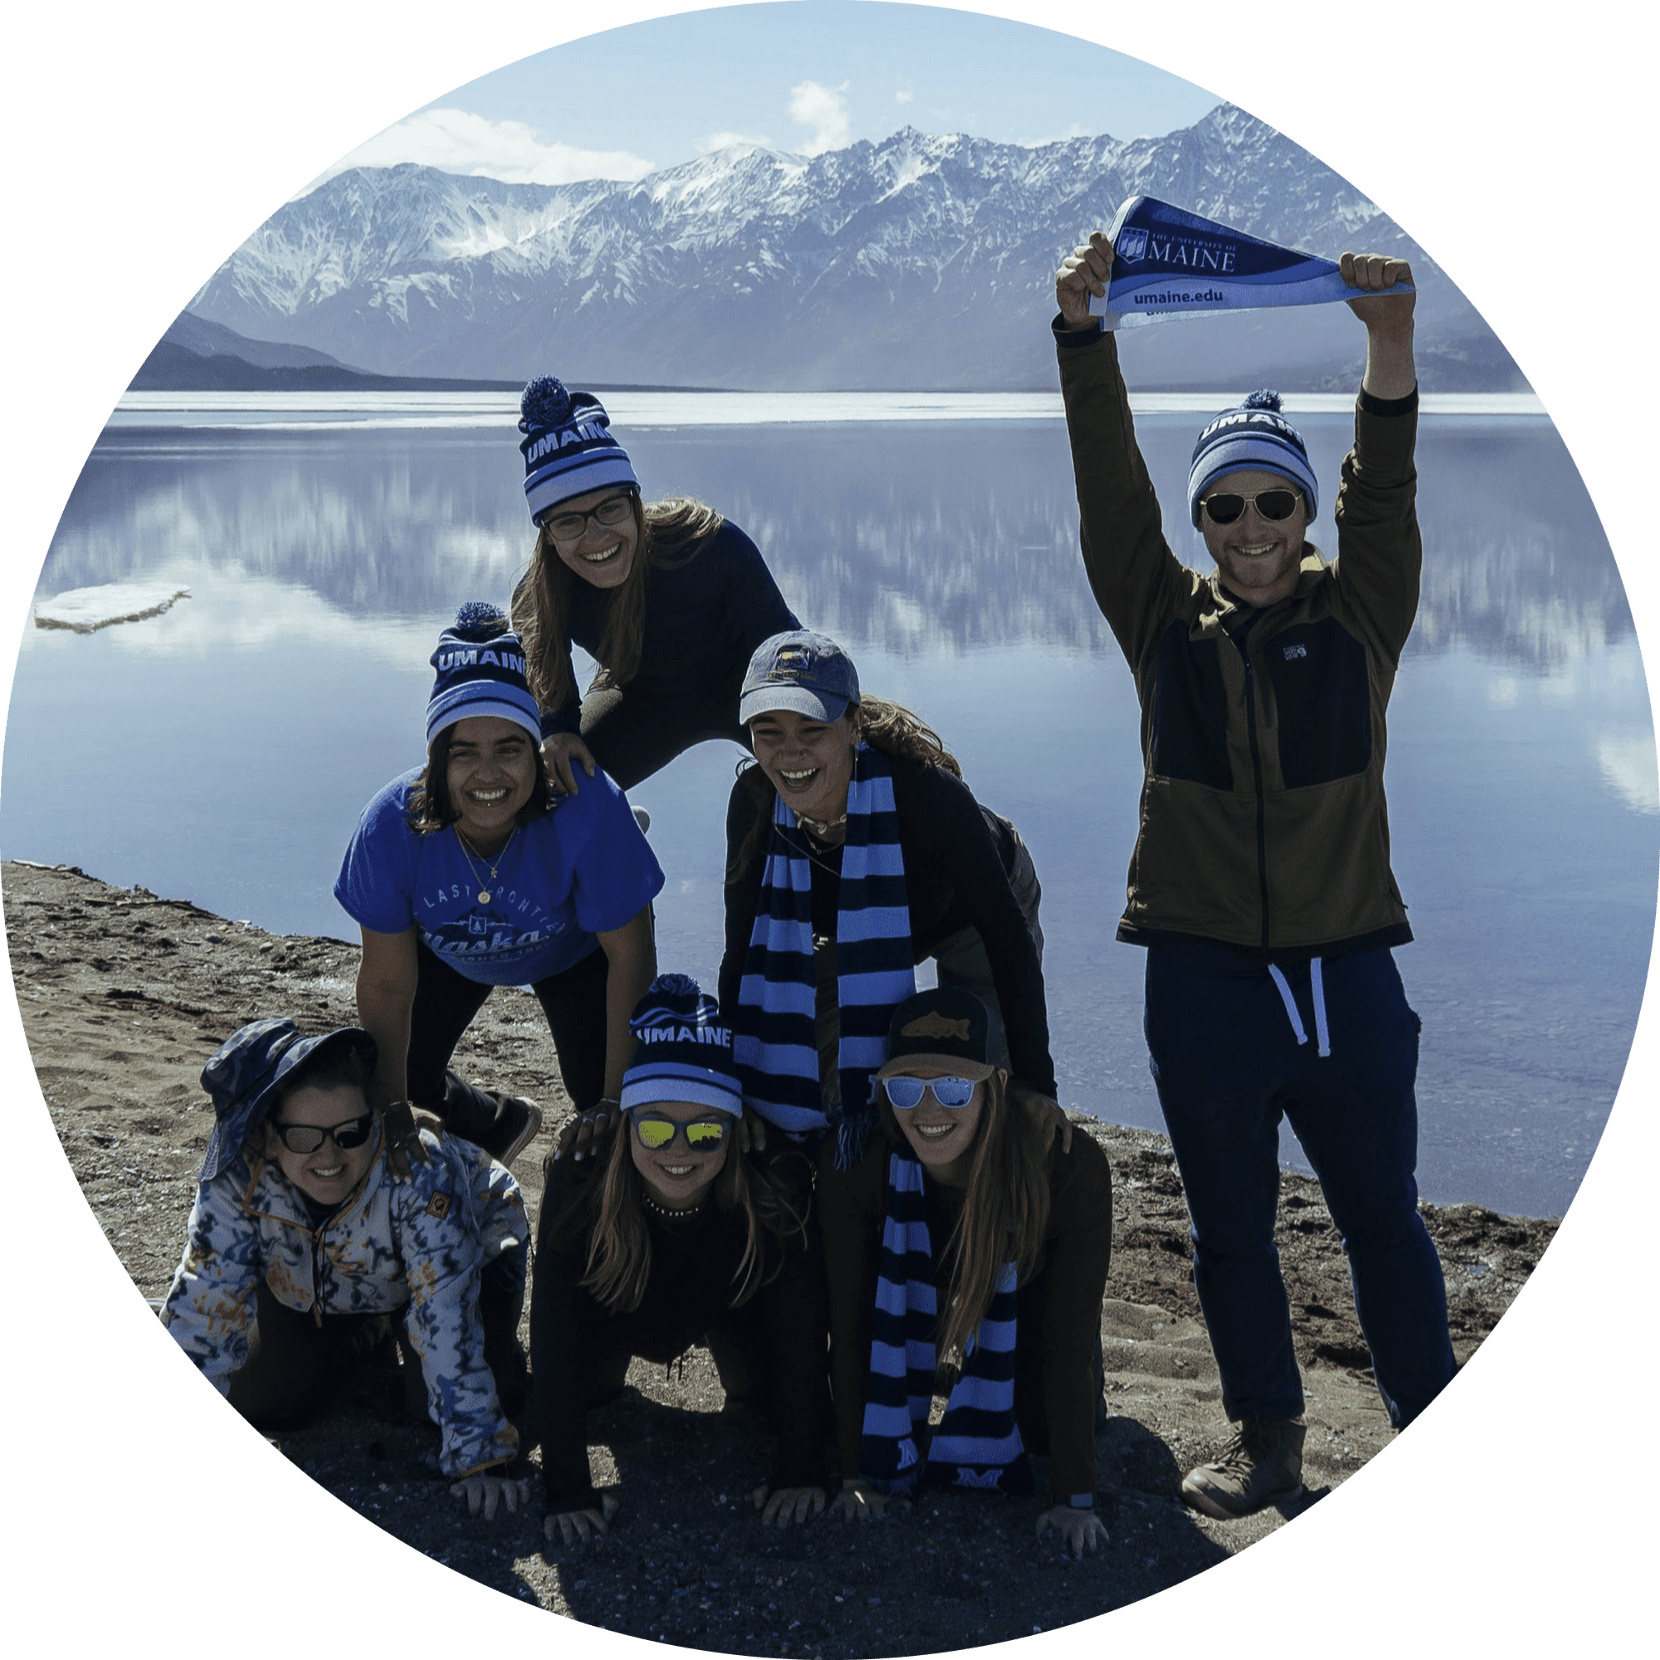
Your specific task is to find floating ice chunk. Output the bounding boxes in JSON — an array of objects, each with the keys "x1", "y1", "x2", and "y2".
[{"x1": 33, "y1": 582, "x2": 191, "y2": 633}]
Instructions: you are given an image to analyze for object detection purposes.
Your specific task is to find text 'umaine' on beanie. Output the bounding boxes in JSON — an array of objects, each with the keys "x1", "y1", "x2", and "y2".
[
  {"x1": 621, "y1": 973, "x2": 743, "y2": 1117},
  {"x1": 1186, "y1": 389, "x2": 1319, "y2": 527},
  {"x1": 426, "y1": 602, "x2": 542, "y2": 746},
  {"x1": 519, "y1": 375, "x2": 641, "y2": 526}
]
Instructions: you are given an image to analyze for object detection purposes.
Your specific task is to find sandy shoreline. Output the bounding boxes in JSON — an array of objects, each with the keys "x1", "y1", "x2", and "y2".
[{"x1": 5, "y1": 857, "x2": 1557, "y2": 1653}]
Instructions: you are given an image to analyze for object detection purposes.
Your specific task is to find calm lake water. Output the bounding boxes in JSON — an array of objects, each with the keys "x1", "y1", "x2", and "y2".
[{"x1": 5, "y1": 394, "x2": 1653, "y2": 1219}]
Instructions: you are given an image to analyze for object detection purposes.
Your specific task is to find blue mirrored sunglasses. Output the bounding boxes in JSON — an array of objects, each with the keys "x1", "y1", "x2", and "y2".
[{"x1": 881, "y1": 1075, "x2": 978, "y2": 1111}]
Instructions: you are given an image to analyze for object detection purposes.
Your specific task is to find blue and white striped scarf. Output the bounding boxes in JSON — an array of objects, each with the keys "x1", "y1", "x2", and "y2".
[
  {"x1": 734, "y1": 744, "x2": 915, "y2": 1168},
  {"x1": 857, "y1": 1151, "x2": 1033, "y2": 1497}
]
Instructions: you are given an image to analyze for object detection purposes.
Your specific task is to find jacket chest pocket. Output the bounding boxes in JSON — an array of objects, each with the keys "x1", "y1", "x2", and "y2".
[
  {"x1": 1263, "y1": 619, "x2": 1372, "y2": 787},
  {"x1": 1149, "y1": 619, "x2": 1234, "y2": 790}
]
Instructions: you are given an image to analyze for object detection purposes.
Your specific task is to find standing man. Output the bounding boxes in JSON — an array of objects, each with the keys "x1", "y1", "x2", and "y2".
[{"x1": 1052, "y1": 232, "x2": 1457, "y2": 1519}]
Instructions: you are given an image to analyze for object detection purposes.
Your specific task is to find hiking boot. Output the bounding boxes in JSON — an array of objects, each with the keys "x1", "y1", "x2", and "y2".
[
  {"x1": 442, "y1": 1072, "x2": 543, "y2": 1165},
  {"x1": 1181, "y1": 1418, "x2": 1305, "y2": 1520}
]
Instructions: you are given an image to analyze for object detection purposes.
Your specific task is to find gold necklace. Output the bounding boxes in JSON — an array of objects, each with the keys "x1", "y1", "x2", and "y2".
[{"x1": 454, "y1": 824, "x2": 517, "y2": 905}]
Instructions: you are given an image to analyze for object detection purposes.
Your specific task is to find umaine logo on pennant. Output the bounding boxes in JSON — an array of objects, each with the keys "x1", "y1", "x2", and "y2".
[{"x1": 1117, "y1": 225, "x2": 1149, "y2": 263}]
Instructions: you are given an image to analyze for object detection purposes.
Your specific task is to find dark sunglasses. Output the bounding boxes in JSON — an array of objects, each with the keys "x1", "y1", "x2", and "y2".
[
  {"x1": 271, "y1": 1114, "x2": 375, "y2": 1155},
  {"x1": 631, "y1": 1113, "x2": 731, "y2": 1151},
  {"x1": 882, "y1": 1075, "x2": 978, "y2": 1110},
  {"x1": 1200, "y1": 488, "x2": 1302, "y2": 525},
  {"x1": 540, "y1": 491, "x2": 637, "y2": 542}
]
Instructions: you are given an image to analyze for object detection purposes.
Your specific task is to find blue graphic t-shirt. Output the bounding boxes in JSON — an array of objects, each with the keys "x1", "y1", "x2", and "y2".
[{"x1": 334, "y1": 769, "x2": 665, "y2": 987}]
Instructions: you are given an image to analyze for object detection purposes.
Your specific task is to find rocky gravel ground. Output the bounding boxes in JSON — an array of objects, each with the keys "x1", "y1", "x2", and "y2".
[{"x1": 5, "y1": 859, "x2": 1557, "y2": 1654}]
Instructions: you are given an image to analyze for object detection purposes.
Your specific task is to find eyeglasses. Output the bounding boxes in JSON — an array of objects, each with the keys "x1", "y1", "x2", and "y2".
[
  {"x1": 1200, "y1": 488, "x2": 1302, "y2": 525},
  {"x1": 881, "y1": 1075, "x2": 979, "y2": 1111},
  {"x1": 631, "y1": 1113, "x2": 731, "y2": 1151},
  {"x1": 271, "y1": 1114, "x2": 375, "y2": 1154},
  {"x1": 539, "y1": 492, "x2": 637, "y2": 542}
]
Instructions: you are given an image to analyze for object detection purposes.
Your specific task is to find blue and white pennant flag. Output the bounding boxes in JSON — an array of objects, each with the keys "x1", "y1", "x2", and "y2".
[{"x1": 1090, "y1": 195, "x2": 1412, "y2": 320}]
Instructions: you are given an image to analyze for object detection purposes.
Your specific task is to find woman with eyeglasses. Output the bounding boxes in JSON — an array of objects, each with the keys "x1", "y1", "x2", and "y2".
[
  {"x1": 817, "y1": 988, "x2": 1113, "y2": 1557},
  {"x1": 335, "y1": 602, "x2": 662, "y2": 1164},
  {"x1": 509, "y1": 375, "x2": 799, "y2": 795},
  {"x1": 162, "y1": 1018, "x2": 534, "y2": 1520},
  {"x1": 529, "y1": 975, "x2": 830, "y2": 1545},
  {"x1": 720, "y1": 629, "x2": 1062, "y2": 1170}
]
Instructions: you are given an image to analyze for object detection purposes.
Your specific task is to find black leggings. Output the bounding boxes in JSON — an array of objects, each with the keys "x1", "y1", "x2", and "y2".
[
  {"x1": 578, "y1": 679, "x2": 750, "y2": 791},
  {"x1": 405, "y1": 938, "x2": 611, "y2": 1119},
  {"x1": 226, "y1": 1251, "x2": 529, "y2": 1429}
]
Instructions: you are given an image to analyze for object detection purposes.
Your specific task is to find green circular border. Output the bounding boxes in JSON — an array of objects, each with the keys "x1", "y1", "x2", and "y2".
[{"x1": 6, "y1": 6, "x2": 1646, "y2": 1653}]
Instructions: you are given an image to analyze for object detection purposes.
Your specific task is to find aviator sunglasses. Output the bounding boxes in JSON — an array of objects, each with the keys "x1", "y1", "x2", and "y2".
[
  {"x1": 1200, "y1": 488, "x2": 1302, "y2": 526},
  {"x1": 631, "y1": 1113, "x2": 731, "y2": 1152},
  {"x1": 271, "y1": 1114, "x2": 375, "y2": 1155},
  {"x1": 540, "y1": 490, "x2": 637, "y2": 542},
  {"x1": 881, "y1": 1075, "x2": 979, "y2": 1111}
]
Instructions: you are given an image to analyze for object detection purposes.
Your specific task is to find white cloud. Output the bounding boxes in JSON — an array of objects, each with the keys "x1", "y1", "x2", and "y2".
[
  {"x1": 789, "y1": 80, "x2": 852, "y2": 156},
  {"x1": 700, "y1": 130, "x2": 774, "y2": 152},
  {"x1": 1598, "y1": 733, "x2": 1660, "y2": 815},
  {"x1": 297, "y1": 108, "x2": 654, "y2": 194},
  {"x1": 895, "y1": 85, "x2": 914, "y2": 106}
]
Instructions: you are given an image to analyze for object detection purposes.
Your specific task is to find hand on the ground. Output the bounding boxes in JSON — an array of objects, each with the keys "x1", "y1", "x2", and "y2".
[
  {"x1": 545, "y1": 1491, "x2": 621, "y2": 1545},
  {"x1": 1010, "y1": 1081, "x2": 1072, "y2": 1154},
  {"x1": 1055, "y1": 231, "x2": 1114, "y2": 329},
  {"x1": 753, "y1": 1484, "x2": 827, "y2": 1529},
  {"x1": 378, "y1": 1100, "x2": 431, "y2": 1180},
  {"x1": 1341, "y1": 252, "x2": 1415, "y2": 324},
  {"x1": 542, "y1": 731, "x2": 598, "y2": 796},
  {"x1": 450, "y1": 1473, "x2": 531, "y2": 1521},
  {"x1": 1036, "y1": 1503, "x2": 1109, "y2": 1557},
  {"x1": 553, "y1": 1098, "x2": 621, "y2": 1163},
  {"x1": 828, "y1": 1481, "x2": 909, "y2": 1523}
]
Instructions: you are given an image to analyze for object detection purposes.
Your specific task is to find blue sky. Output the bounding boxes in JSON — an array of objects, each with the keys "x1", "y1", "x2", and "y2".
[{"x1": 310, "y1": 2, "x2": 1223, "y2": 189}]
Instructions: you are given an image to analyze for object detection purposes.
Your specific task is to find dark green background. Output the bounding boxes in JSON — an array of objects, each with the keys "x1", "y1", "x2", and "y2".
[{"x1": 6, "y1": 6, "x2": 1646, "y2": 1653}]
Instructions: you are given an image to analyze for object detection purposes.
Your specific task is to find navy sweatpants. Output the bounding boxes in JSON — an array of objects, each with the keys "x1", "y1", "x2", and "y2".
[{"x1": 1143, "y1": 941, "x2": 1457, "y2": 1429}]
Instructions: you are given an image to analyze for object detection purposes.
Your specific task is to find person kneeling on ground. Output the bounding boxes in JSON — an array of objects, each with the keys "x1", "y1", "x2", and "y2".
[
  {"x1": 162, "y1": 1018, "x2": 531, "y2": 1518},
  {"x1": 818, "y1": 988, "x2": 1113, "y2": 1558},
  {"x1": 530, "y1": 974, "x2": 830, "y2": 1544}
]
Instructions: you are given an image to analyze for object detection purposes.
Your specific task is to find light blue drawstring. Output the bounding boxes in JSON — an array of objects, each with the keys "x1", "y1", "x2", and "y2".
[{"x1": 1268, "y1": 959, "x2": 1331, "y2": 1057}]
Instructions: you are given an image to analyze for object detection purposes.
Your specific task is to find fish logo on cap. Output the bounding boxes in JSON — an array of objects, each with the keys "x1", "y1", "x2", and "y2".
[{"x1": 901, "y1": 1012, "x2": 972, "y2": 1042}]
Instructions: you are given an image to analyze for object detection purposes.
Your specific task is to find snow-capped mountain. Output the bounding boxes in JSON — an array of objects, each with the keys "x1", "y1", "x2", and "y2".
[{"x1": 188, "y1": 105, "x2": 1523, "y2": 392}]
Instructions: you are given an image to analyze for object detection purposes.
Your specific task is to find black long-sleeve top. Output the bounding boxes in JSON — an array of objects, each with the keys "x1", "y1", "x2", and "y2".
[
  {"x1": 819, "y1": 1127, "x2": 1114, "y2": 1504},
  {"x1": 720, "y1": 753, "x2": 1057, "y2": 1097},
  {"x1": 543, "y1": 520, "x2": 799, "y2": 736},
  {"x1": 528, "y1": 1154, "x2": 828, "y2": 1513}
]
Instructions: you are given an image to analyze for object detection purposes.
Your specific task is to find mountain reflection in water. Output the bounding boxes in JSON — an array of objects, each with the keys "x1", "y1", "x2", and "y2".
[{"x1": 11, "y1": 413, "x2": 1654, "y2": 1219}]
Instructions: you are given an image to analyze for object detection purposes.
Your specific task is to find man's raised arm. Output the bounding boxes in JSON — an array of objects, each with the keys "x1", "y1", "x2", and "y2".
[
  {"x1": 1332, "y1": 251, "x2": 1422, "y2": 663},
  {"x1": 1053, "y1": 232, "x2": 1189, "y2": 678}
]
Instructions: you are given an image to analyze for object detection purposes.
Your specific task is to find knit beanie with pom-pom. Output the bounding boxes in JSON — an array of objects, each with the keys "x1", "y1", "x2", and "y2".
[
  {"x1": 425, "y1": 601, "x2": 542, "y2": 745},
  {"x1": 517, "y1": 375, "x2": 640, "y2": 526}
]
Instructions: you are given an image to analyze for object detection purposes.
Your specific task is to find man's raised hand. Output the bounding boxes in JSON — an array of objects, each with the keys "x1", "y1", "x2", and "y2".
[
  {"x1": 1341, "y1": 252, "x2": 1415, "y2": 322},
  {"x1": 1055, "y1": 231, "x2": 1115, "y2": 330},
  {"x1": 1341, "y1": 252, "x2": 1416, "y2": 399}
]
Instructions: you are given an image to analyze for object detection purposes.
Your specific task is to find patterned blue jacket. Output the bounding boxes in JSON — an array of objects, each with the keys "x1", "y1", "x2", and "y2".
[{"x1": 162, "y1": 1125, "x2": 525, "y2": 1477}]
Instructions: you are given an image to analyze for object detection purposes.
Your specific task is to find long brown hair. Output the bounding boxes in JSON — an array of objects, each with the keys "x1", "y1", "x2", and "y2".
[
  {"x1": 727, "y1": 696, "x2": 963, "y2": 882},
  {"x1": 511, "y1": 496, "x2": 725, "y2": 713},
  {"x1": 558, "y1": 1117, "x2": 807, "y2": 1314},
  {"x1": 881, "y1": 1071, "x2": 1052, "y2": 1363}
]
